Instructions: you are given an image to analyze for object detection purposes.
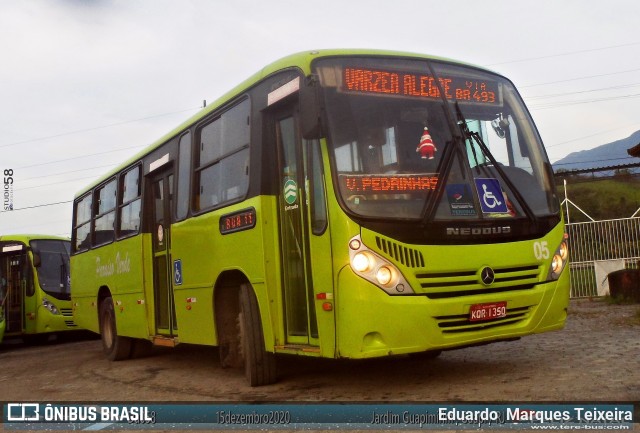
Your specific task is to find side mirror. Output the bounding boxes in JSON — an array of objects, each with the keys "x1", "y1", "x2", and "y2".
[{"x1": 300, "y1": 75, "x2": 323, "y2": 140}]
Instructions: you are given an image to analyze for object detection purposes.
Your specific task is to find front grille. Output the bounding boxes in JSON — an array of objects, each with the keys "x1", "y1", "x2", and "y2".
[
  {"x1": 375, "y1": 236, "x2": 424, "y2": 268},
  {"x1": 435, "y1": 306, "x2": 532, "y2": 333},
  {"x1": 416, "y1": 265, "x2": 541, "y2": 299},
  {"x1": 60, "y1": 308, "x2": 76, "y2": 327}
]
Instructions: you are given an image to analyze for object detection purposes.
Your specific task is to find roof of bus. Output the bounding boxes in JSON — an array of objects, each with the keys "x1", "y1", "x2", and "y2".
[
  {"x1": 74, "y1": 48, "x2": 487, "y2": 197},
  {"x1": 0, "y1": 234, "x2": 70, "y2": 244}
]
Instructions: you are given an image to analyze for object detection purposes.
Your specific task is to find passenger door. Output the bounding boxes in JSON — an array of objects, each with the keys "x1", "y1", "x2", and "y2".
[
  {"x1": 271, "y1": 103, "x2": 333, "y2": 348},
  {"x1": 0, "y1": 246, "x2": 34, "y2": 334},
  {"x1": 147, "y1": 169, "x2": 178, "y2": 337}
]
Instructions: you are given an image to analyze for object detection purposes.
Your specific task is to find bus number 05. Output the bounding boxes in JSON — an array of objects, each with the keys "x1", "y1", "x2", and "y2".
[{"x1": 533, "y1": 241, "x2": 549, "y2": 260}]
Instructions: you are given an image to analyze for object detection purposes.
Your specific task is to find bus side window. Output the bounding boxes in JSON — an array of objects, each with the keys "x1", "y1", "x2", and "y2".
[
  {"x1": 118, "y1": 165, "x2": 142, "y2": 238},
  {"x1": 176, "y1": 132, "x2": 192, "y2": 220},
  {"x1": 74, "y1": 194, "x2": 92, "y2": 252},
  {"x1": 308, "y1": 139, "x2": 327, "y2": 234},
  {"x1": 195, "y1": 99, "x2": 250, "y2": 211},
  {"x1": 94, "y1": 179, "x2": 117, "y2": 246}
]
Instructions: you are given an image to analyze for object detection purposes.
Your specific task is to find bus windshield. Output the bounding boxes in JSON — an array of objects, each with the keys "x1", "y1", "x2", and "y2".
[
  {"x1": 315, "y1": 57, "x2": 558, "y2": 223},
  {"x1": 30, "y1": 240, "x2": 71, "y2": 301}
]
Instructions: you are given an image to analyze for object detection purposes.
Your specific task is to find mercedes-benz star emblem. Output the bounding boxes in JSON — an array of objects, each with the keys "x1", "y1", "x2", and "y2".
[{"x1": 480, "y1": 267, "x2": 495, "y2": 285}]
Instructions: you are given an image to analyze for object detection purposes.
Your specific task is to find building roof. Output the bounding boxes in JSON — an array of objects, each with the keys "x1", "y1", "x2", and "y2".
[{"x1": 627, "y1": 143, "x2": 640, "y2": 157}]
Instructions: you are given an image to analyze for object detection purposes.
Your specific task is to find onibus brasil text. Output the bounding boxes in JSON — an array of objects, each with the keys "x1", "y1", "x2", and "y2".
[{"x1": 7, "y1": 404, "x2": 155, "y2": 424}]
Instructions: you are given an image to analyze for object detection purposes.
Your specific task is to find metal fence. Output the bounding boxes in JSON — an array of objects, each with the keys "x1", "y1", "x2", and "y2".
[{"x1": 566, "y1": 217, "x2": 640, "y2": 297}]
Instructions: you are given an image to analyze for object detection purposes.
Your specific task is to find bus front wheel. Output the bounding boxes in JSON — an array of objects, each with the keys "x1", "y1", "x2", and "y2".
[
  {"x1": 238, "y1": 284, "x2": 276, "y2": 386},
  {"x1": 100, "y1": 296, "x2": 132, "y2": 361}
]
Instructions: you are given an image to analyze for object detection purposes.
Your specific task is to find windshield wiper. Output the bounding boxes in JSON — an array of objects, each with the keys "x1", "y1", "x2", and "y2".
[{"x1": 454, "y1": 103, "x2": 537, "y2": 222}]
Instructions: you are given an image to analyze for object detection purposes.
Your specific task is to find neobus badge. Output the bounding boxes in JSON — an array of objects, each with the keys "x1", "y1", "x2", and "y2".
[{"x1": 446, "y1": 226, "x2": 511, "y2": 236}]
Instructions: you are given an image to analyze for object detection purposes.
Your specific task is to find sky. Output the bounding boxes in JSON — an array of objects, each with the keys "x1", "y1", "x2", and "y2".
[{"x1": 2, "y1": 0, "x2": 640, "y2": 237}]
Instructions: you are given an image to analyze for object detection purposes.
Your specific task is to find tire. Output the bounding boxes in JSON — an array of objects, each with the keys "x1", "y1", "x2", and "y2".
[
  {"x1": 216, "y1": 287, "x2": 242, "y2": 369},
  {"x1": 239, "y1": 284, "x2": 276, "y2": 386},
  {"x1": 99, "y1": 296, "x2": 132, "y2": 361}
]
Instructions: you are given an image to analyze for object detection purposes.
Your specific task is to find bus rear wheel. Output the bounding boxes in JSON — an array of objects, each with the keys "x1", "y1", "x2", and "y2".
[
  {"x1": 238, "y1": 284, "x2": 276, "y2": 386},
  {"x1": 99, "y1": 296, "x2": 132, "y2": 361}
]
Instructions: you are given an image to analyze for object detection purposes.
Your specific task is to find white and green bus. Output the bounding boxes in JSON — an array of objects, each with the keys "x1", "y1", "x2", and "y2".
[
  {"x1": 71, "y1": 49, "x2": 569, "y2": 386},
  {"x1": 0, "y1": 234, "x2": 76, "y2": 344}
]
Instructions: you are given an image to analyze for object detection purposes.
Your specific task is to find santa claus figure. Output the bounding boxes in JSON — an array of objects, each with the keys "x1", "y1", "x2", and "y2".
[{"x1": 416, "y1": 126, "x2": 437, "y2": 159}]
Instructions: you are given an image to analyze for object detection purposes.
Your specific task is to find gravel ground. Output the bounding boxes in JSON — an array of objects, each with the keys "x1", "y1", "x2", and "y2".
[{"x1": 0, "y1": 297, "x2": 638, "y2": 432}]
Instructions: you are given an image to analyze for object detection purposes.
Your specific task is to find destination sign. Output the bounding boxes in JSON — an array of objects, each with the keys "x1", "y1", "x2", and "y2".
[
  {"x1": 343, "y1": 67, "x2": 500, "y2": 105},
  {"x1": 340, "y1": 174, "x2": 438, "y2": 194}
]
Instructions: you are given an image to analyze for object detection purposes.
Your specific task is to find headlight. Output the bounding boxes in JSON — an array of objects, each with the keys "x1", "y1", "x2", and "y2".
[
  {"x1": 42, "y1": 298, "x2": 60, "y2": 315},
  {"x1": 352, "y1": 251, "x2": 374, "y2": 273},
  {"x1": 348, "y1": 235, "x2": 414, "y2": 294},
  {"x1": 559, "y1": 241, "x2": 568, "y2": 261},
  {"x1": 376, "y1": 266, "x2": 393, "y2": 286},
  {"x1": 547, "y1": 238, "x2": 569, "y2": 280}
]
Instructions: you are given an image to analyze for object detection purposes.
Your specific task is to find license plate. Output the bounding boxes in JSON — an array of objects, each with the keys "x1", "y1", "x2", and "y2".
[{"x1": 469, "y1": 301, "x2": 507, "y2": 322}]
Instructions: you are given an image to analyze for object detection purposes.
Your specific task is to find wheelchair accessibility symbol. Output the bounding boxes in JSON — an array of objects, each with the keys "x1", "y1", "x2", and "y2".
[
  {"x1": 475, "y1": 178, "x2": 508, "y2": 213},
  {"x1": 174, "y1": 259, "x2": 183, "y2": 285}
]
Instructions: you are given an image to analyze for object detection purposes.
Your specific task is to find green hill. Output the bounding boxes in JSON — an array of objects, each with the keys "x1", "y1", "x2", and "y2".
[{"x1": 558, "y1": 174, "x2": 640, "y2": 222}]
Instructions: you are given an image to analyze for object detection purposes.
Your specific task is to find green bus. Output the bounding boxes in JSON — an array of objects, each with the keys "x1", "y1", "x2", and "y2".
[
  {"x1": 0, "y1": 234, "x2": 76, "y2": 344},
  {"x1": 71, "y1": 49, "x2": 570, "y2": 386}
]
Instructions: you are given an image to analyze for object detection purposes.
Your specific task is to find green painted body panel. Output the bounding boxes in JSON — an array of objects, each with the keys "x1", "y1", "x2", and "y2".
[
  {"x1": 72, "y1": 196, "x2": 284, "y2": 348},
  {"x1": 335, "y1": 224, "x2": 569, "y2": 358},
  {"x1": 170, "y1": 196, "x2": 277, "y2": 346},
  {"x1": 71, "y1": 235, "x2": 150, "y2": 339}
]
